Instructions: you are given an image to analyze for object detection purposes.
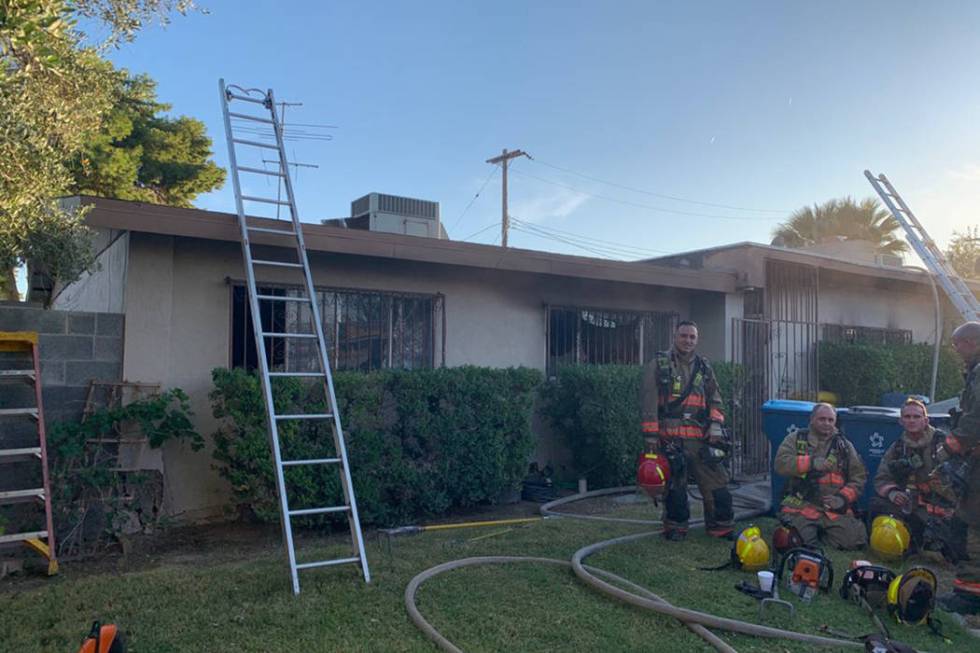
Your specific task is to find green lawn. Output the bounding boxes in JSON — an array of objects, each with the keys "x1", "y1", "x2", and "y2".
[{"x1": 0, "y1": 502, "x2": 974, "y2": 652}]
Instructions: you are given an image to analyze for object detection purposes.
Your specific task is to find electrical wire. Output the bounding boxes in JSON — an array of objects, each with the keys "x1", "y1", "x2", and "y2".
[
  {"x1": 529, "y1": 158, "x2": 788, "y2": 213},
  {"x1": 449, "y1": 165, "x2": 500, "y2": 235},
  {"x1": 510, "y1": 223, "x2": 633, "y2": 259},
  {"x1": 509, "y1": 169, "x2": 778, "y2": 221},
  {"x1": 461, "y1": 222, "x2": 501, "y2": 242},
  {"x1": 509, "y1": 218, "x2": 665, "y2": 260},
  {"x1": 510, "y1": 217, "x2": 671, "y2": 257}
]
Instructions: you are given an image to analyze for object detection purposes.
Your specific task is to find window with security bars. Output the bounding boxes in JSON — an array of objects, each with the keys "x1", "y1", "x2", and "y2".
[
  {"x1": 231, "y1": 285, "x2": 441, "y2": 372},
  {"x1": 821, "y1": 323, "x2": 913, "y2": 346},
  {"x1": 546, "y1": 305, "x2": 678, "y2": 376}
]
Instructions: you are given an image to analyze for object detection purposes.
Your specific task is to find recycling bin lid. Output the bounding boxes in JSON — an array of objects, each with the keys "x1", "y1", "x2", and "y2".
[
  {"x1": 846, "y1": 405, "x2": 900, "y2": 418},
  {"x1": 763, "y1": 400, "x2": 850, "y2": 414}
]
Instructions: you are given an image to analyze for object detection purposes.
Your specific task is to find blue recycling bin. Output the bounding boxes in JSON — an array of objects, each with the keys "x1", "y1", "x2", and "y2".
[{"x1": 763, "y1": 400, "x2": 954, "y2": 512}]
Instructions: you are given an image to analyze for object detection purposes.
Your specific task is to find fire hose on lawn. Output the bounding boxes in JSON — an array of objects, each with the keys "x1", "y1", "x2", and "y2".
[{"x1": 404, "y1": 485, "x2": 863, "y2": 652}]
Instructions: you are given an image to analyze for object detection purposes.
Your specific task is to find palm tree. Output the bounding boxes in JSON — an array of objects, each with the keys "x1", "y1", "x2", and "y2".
[{"x1": 771, "y1": 197, "x2": 909, "y2": 256}]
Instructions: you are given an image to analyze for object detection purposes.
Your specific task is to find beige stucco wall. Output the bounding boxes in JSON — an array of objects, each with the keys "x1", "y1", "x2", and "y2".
[
  {"x1": 115, "y1": 233, "x2": 716, "y2": 520},
  {"x1": 817, "y1": 273, "x2": 939, "y2": 343},
  {"x1": 53, "y1": 229, "x2": 129, "y2": 313}
]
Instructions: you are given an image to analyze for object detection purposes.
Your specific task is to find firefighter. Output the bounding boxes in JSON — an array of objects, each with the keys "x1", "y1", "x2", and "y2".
[
  {"x1": 869, "y1": 398, "x2": 962, "y2": 559},
  {"x1": 937, "y1": 321, "x2": 980, "y2": 615},
  {"x1": 640, "y1": 320, "x2": 734, "y2": 540},
  {"x1": 774, "y1": 402, "x2": 868, "y2": 550}
]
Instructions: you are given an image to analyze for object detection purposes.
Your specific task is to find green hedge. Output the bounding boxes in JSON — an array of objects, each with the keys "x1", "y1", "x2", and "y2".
[
  {"x1": 210, "y1": 366, "x2": 542, "y2": 528},
  {"x1": 539, "y1": 365, "x2": 642, "y2": 488},
  {"x1": 818, "y1": 342, "x2": 963, "y2": 406},
  {"x1": 539, "y1": 362, "x2": 739, "y2": 489}
]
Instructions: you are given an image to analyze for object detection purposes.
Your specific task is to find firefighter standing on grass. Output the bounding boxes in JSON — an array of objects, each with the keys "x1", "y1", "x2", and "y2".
[
  {"x1": 936, "y1": 321, "x2": 980, "y2": 615},
  {"x1": 774, "y1": 403, "x2": 868, "y2": 550},
  {"x1": 641, "y1": 320, "x2": 734, "y2": 541}
]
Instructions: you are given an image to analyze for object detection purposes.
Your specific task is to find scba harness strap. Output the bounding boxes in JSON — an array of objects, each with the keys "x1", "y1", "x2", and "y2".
[
  {"x1": 789, "y1": 431, "x2": 852, "y2": 504},
  {"x1": 656, "y1": 352, "x2": 710, "y2": 420}
]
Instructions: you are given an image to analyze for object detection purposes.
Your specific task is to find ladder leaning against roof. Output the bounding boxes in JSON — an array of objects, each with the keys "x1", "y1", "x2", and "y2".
[
  {"x1": 865, "y1": 170, "x2": 980, "y2": 323},
  {"x1": 218, "y1": 79, "x2": 370, "y2": 593}
]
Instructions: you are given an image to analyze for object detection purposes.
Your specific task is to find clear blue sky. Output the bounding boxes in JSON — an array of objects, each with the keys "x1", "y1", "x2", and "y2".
[{"x1": 102, "y1": 0, "x2": 979, "y2": 260}]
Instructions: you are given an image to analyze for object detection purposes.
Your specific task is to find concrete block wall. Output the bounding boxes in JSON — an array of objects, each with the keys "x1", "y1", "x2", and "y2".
[{"x1": 0, "y1": 302, "x2": 124, "y2": 426}]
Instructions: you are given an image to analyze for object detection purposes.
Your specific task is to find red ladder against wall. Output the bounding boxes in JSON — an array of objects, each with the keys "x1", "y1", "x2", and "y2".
[{"x1": 0, "y1": 331, "x2": 58, "y2": 575}]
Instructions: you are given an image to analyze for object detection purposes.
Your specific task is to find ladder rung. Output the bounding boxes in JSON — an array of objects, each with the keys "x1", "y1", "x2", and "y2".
[
  {"x1": 295, "y1": 556, "x2": 360, "y2": 571},
  {"x1": 248, "y1": 225, "x2": 295, "y2": 236},
  {"x1": 289, "y1": 505, "x2": 350, "y2": 517},
  {"x1": 252, "y1": 260, "x2": 304, "y2": 269},
  {"x1": 0, "y1": 370, "x2": 35, "y2": 382},
  {"x1": 0, "y1": 447, "x2": 42, "y2": 462},
  {"x1": 269, "y1": 372, "x2": 325, "y2": 378},
  {"x1": 229, "y1": 111, "x2": 275, "y2": 124},
  {"x1": 260, "y1": 332, "x2": 317, "y2": 339},
  {"x1": 238, "y1": 166, "x2": 285, "y2": 178},
  {"x1": 0, "y1": 488, "x2": 44, "y2": 504},
  {"x1": 282, "y1": 457, "x2": 341, "y2": 467},
  {"x1": 0, "y1": 408, "x2": 38, "y2": 419},
  {"x1": 275, "y1": 413, "x2": 333, "y2": 420},
  {"x1": 255, "y1": 294, "x2": 309, "y2": 302},
  {"x1": 232, "y1": 138, "x2": 279, "y2": 150},
  {"x1": 242, "y1": 195, "x2": 291, "y2": 206},
  {"x1": 0, "y1": 530, "x2": 47, "y2": 546},
  {"x1": 226, "y1": 92, "x2": 267, "y2": 105}
]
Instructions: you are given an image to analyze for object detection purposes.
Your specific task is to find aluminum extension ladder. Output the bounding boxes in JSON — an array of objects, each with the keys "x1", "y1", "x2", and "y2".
[
  {"x1": 0, "y1": 331, "x2": 58, "y2": 575},
  {"x1": 218, "y1": 80, "x2": 370, "y2": 592},
  {"x1": 866, "y1": 170, "x2": 980, "y2": 322}
]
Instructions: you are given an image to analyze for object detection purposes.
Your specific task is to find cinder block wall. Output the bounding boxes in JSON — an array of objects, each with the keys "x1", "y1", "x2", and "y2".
[{"x1": 0, "y1": 302, "x2": 124, "y2": 426}]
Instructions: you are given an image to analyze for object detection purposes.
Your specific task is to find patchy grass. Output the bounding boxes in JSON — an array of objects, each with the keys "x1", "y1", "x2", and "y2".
[{"x1": 0, "y1": 501, "x2": 974, "y2": 652}]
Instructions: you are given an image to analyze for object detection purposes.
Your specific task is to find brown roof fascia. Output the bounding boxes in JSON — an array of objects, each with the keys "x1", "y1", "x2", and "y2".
[
  {"x1": 76, "y1": 196, "x2": 736, "y2": 293},
  {"x1": 650, "y1": 241, "x2": 980, "y2": 291}
]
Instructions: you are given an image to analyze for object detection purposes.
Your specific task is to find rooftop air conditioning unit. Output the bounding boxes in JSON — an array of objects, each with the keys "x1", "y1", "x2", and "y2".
[
  {"x1": 347, "y1": 192, "x2": 442, "y2": 239},
  {"x1": 875, "y1": 253, "x2": 904, "y2": 267}
]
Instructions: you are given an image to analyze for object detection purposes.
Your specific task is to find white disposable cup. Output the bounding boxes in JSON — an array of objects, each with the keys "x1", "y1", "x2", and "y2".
[{"x1": 758, "y1": 570, "x2": 775, "y2": 593}]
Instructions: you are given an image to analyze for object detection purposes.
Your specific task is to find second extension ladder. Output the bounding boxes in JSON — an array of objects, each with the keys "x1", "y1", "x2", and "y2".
[
  {"x1": 0, "y1": 331, "x2": 58, "y2": 575},
  {"x1": 219, "y1": 79, "x2": 370, "y2": 593},
  {"x1": 866, "y1": 170, "x2": 980, "y2": 322}
]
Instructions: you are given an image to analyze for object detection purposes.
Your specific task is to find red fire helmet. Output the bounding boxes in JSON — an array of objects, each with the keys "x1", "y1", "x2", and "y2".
[
  {"x1": 772, "y1": 525, "x2": 804, "y2": 556},
  {"x1": 637, "y1": 453, "x2": 670, "y2": 499}
]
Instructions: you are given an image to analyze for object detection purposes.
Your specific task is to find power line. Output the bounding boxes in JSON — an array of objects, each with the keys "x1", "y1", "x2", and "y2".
[
  {"x1": 511, "y1": 221, "x2": 652, "y2": 260},
  {"x1": 511, "y1": 223, "x2": 656, "y2": 259},
  {"x1": 510, "y1": 217, "x2": 672, "y2": 256},
  {"x1": 449, "y1": 165, "x2": 499, "y2": 235},
  {"x1": 461, "y1": 221, "x2": 502, "y2": 242},
  {"x1": 529, "y1": 158, "x2": 789, "y2": 214},
  {"x1": 510, "y1": 223, "x2": 621, "y2": 259},
  {"x1": 509, "y1": 169, "x2": 779, "y2": 221}
]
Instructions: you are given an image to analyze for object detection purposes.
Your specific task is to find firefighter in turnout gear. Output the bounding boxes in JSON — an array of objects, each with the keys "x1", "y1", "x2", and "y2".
[
  {"x1": 640, "y1": 320, "x2": 734, "y2": 540},
  {"x1": 869, "y1": 398, "x2": 962, "y2": 560},
  {"x1": 937, "y1": 321, "x2": 980, "y2": 615},
  {"x1": 774, "y1": 403, "x2": 868, "y2": 550}
]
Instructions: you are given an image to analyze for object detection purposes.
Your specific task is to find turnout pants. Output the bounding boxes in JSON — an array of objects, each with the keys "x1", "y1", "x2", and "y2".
[
  {"x1": 663, "y1": 437, "x2": 733, "y2": 534},
  {"x1": 953, "y1": 459, "x2": 980, "y2": 598},
  {"x1": 779, "y1": 507, "x2": 867, "y2": 550}
]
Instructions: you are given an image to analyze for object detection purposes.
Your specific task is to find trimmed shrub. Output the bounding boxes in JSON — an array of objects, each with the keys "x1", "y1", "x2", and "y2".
[
  {"x1": 539, "y1": 360, "x2": 740, "y2": 489},
  {"x1": 539, "y1": 365, "x2": 643, "y2": 488},
  {"x1": 210, "y1": 366, "x2": 542, "y2": 528},
  {"x1": 819, "y1": 342, "x2": 963, "y2": 406}
]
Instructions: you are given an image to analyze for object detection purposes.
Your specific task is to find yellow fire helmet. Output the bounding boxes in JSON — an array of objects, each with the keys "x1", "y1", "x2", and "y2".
[
  {"x1": 887, "y1": 566, "x2": 937, "y2": 626},
  {"x1": 870, "y1": 515, "x2": 911, "y2": 561},
  {"x1": 733, "y1": 525, "x2": 771, "y2": 571}
]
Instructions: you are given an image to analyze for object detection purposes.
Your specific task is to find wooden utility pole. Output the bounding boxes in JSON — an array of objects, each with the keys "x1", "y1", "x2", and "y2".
[{"x1": 485, "y1": 148, "x2": 529, "y2": 247}]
